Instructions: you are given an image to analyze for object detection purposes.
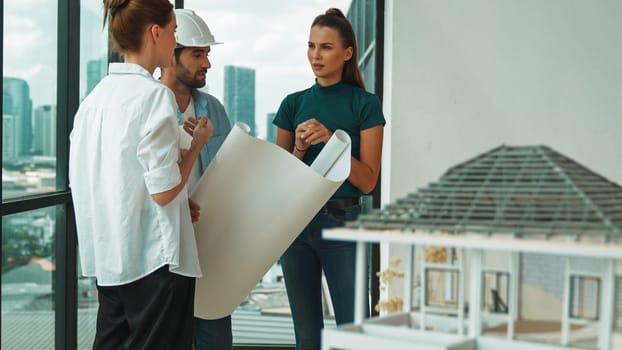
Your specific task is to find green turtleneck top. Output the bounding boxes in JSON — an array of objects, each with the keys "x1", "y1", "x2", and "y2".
[{"x1": 273, "y1": 80, "x2": 385, "y2": 199}]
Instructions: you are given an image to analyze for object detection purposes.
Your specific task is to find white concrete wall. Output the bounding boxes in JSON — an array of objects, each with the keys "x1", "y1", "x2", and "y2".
[
  {"x1": 382, "y1": 0, "x2": 622, "y2": 204},
  {"x1": 378, "y1": 1, "x2": 622, "y2": 334}
]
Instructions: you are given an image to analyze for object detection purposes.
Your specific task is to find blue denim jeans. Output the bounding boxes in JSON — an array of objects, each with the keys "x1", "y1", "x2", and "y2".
[
  {"x1": 192, "y1": 315, "x2": 232, "y2": 350},
  {"x1": 280, "y1": 204, "x2": 369, "y2": 350}
]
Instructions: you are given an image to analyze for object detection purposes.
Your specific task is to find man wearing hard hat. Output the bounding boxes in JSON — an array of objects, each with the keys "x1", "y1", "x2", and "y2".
[{"x1": 161, "y1": 9, "x2": 232, "y2": 350}]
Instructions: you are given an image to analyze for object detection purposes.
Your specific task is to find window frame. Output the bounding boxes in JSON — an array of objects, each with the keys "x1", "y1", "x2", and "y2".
[{"x1": 1, "y1": 1, "x2": 80, "y2": 349}]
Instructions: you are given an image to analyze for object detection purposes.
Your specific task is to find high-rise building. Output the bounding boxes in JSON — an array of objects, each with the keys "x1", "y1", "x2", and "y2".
[
  {"x1": 265, "y1": 112, "x2": 277, "y2": 143},
  {"x1": 3, "y1": 114, "x2": 18, "y2": 160},
  {"x1": 32, "y1": 105, "x2": 57, "y2": 157},
  {"x1": 3, "y1": 77, "x2": 33, "y2": 156},
  {"x1": 81, "y1": 4, "x2": 108, "y2": 99},
  {"x1": 86, "y1": 58, "x2": 107, "y2": 96},
  {"x1": 224, "y1": 65, "x2": 256, "y2": 136}
]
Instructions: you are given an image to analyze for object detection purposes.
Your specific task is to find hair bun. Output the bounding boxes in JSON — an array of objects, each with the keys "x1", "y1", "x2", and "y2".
[
  {"x1": 105, "y1": 0, "x2": 130, "y2": 17},
  {"x1": 325, "y1": 8, "x2": 345, "y2": 18}
]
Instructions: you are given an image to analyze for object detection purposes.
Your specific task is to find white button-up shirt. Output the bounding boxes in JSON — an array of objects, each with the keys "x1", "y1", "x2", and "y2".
[{"x1": 69, "y1": 63, "x2": 201, "y2": 286}]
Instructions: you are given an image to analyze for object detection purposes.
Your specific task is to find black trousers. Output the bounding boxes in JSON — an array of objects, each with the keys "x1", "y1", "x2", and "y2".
[{"x1": 93, "y1": 265, "x2": 196, "y2": 350}]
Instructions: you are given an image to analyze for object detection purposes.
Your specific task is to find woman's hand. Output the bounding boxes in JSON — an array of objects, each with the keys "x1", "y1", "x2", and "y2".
[
  {"x1": 294, "y1": 124, "x2": 310, "y2": 151},
  {"x1": 188, "y1": 116, "x2": 213, "y2": 147},
  {"x1": 295, "y1": 118, "x2": 333, "y2": 150},
  {"x1": 182, "y1": 117, "x2": 197, "y2": 136}
]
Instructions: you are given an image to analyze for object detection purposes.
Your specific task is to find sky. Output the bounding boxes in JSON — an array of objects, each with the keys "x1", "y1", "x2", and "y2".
[
  {"x1": 3, "y1": 0, "x2": 352, "y2": 139},
  {"x1": 183, "y1": 0, "x2": 352, "y2": 137},
  {"x1": 4, "y1": 0, "x2": 58, "y2": 107}
]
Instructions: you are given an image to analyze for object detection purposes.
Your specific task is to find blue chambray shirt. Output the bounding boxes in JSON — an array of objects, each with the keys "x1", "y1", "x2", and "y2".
[{"x1": 178, "y1": 89, "x2": 232, "y2": 173}]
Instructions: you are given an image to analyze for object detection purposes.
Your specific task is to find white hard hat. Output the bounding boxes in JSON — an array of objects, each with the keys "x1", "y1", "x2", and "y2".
[{"x1": 175, "y1": 9, "x2": 222, "y2": 47}]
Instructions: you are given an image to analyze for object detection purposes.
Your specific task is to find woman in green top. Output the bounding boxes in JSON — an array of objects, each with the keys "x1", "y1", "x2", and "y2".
[{"x1": 273, "y1": 8, "x2": 386, "y2": 350}]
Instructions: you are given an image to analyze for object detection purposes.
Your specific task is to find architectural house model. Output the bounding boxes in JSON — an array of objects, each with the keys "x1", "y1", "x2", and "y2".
[{"x1": 322, "y1": 145, "x2": 622, "y2": 350}]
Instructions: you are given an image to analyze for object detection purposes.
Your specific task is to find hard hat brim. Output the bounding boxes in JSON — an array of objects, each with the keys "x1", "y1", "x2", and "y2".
[{"x1": 176, "y1": 41, "x2": 223, "y2": 49}]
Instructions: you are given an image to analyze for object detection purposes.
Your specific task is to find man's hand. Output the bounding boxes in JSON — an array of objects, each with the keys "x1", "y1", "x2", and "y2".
[{"x1": 189, "y1": 198, "x2": 201, "y2": 223}]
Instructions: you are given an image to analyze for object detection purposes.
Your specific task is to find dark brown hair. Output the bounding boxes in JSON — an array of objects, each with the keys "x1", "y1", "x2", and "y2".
[
  {"x1": 103, "y1": 0, "x2": 173, "y2": 54},
  {"x1": 312, "y1": 8, "x2": 365, "y2": 89}
]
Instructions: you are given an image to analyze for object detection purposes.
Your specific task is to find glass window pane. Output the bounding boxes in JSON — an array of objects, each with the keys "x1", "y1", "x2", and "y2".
[
  {"x1": 3, "y1": 2, "x2": 59, "y2": 199},
  {"x1": 76, "y1": 0, "x2": 109, "y2": 347},
  {"x1": 425, "y1": 268, "x2": 459, "y2": 309},
  {"x1": 570, "y1": 275, "x2": 600, "y2": 321},
  {"x1": 2, "y1": 206, "x2": 59, "y2": 348},
  {"x1": 483, "y1": 271, "x2": 509, "y2": 314},
  {"x1": 80, "y1": 1, "x2": 108, "y2": 101}
]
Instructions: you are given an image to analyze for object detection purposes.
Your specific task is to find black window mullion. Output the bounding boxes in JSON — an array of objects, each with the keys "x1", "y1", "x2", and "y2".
[
  {"x1": 56, "y1": 0, "x2": 80, "y2": 349},
  {"x1": 1, "y1": 192, "x2": 72, "y2": 216},
  {"x1": 0, "y1": 0, "x2": 3, "y2": 197},
  {"x1": 368, "y1": 0, "x2": 384, "y2": 318}
]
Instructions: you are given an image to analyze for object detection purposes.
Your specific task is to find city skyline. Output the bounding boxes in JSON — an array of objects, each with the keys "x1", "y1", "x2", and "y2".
[
  {"x1": 3, "y1": 77, "x2": 32, "y2": 157},
  {"x1": 4, "y1": 0, "x2": 352, "y2": 140},
  {"x1": 189, "y1": 0, "x2": 352, "y2": 138}
]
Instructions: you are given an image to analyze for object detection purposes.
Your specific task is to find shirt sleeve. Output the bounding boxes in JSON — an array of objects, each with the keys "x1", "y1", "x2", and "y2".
[
  {"x1": 209, "y1": 95, "x2": 232, "y2": 134},
  {"x1": 137, "y1": 88, "x2": 182, "y2": 194},
  {"x1": 359, "y1": 93, "x2": 386, "y2": 131},
  {"x1": 272, "y1": 95, "x2": 295, "y2": 132}
]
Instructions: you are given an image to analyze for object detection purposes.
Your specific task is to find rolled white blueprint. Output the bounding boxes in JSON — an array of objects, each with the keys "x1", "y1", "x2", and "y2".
[
  {"x1": 190, "y1": 122, "x2": 351, "y2": 319},
  {"x1": 310, "y1": 130, "x2": 350, "y2": 177}
]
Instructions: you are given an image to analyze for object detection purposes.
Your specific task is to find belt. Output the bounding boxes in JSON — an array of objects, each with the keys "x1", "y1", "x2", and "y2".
[{"x1": 321, "y1": 198, "x2": 359, "y2": 216}]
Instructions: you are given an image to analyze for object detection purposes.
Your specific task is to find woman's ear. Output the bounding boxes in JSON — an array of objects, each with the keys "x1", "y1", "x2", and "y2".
[
  {"x1": 344, "y1": 46, "x2": 353, "y2": 62},
  {"x1": 150, "y1": 24, "x2": 160, "y2": 43}
]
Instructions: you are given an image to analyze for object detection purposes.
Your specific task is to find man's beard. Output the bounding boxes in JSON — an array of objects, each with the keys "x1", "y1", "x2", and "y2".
[
  {"x1": 178, "y1": 65, "x2": 207, "y2": 89},
  {"x1": 183, "y1": 74, "x2": 206, "y2": 89}
]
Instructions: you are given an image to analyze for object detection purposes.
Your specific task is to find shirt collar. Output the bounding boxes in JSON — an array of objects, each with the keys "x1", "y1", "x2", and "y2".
[
  {"x1": 313, "y1": 79, "x2": 345, "y2": 93},
  {"x1": 191, "y1": 88, "x2": 208, "y2": 106},
  {"x1": 108, "y1": 62, "x2": 156, "y2": 80}
]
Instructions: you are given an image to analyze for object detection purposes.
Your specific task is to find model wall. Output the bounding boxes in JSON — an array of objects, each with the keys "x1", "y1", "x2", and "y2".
[
  {"x1": 382, "y1": 0, "x2": 622, "y2": 203},
  {"x1": 379, "y1": 1, "x2": 622, "y2": 339}
]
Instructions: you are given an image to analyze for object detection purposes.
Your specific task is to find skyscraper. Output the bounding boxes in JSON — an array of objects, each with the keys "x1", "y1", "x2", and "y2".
[
  {"x1": 224, "y1": 65, "x2": 256, "y2": 136},
  {"x1": 86, "y1": 58, "x2": 107, "y2": 97},
  {"x1": 32, "y1": 105, "x2": 57, "y2": 157},
  {"x1": 265, "y1": 112, "x2": 277, "y2": 143},
  {"x1": 3, "y1": 77, "x2": 33, "y2": 156},
  {"x1": 81, "y1": 4, "x2": 108, "y2": 99},
  {"x1": 3, "y1": 114, "x2": 18, "y2": 160}
]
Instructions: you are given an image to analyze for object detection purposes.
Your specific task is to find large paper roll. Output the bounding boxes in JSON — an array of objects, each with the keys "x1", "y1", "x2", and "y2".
[{"x1": 190, "y1": 122, "x2": 351, "y2": 319}]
